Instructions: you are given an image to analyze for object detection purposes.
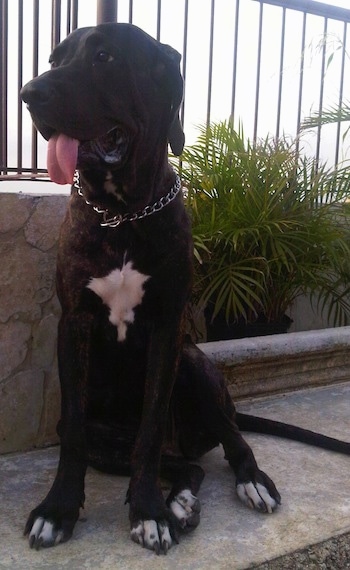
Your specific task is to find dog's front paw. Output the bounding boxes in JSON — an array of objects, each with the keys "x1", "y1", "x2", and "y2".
[
  {"x1": 236, "y1": 469, "x2": 281, "y2": 514},
  {"x1": 24, "y1": 502, "x2": 80, "y2": 549},
  {"x1": 128, "y1": 483, "x2": 181, "y2": 555},
  {"x1": 25, "y1": 516, "x2": 66, "y2": 549},
  {"x1": 131, "y1": 519, "x2": 175, "y2": 554}
]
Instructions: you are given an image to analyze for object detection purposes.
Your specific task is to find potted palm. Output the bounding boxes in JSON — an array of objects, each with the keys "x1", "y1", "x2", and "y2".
[{"x1": 179, "y1": 121, "x2": 350, "y2": 341}]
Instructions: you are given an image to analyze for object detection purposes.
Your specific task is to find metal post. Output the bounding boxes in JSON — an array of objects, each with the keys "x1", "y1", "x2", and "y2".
[
  {"x1": 17, "y1": 0, "x2": 23, "y2": 173},
  {"x1": 275, "y1": 7, "x2": 286, "y2": 140},
  {"x1": 31, "y1": 0, "x2": 40, "y2": 172},
  {"x1": 0, "y1": 0, "x2": 8, "y2": 174},
  {"x1": 253, "y1": 0, "x2": 264, "y2": 143},
  {"x1": 206, "y1": 0, "x2": 215, "y2": 126},
  {"x1": 180, "y1": 0, "x2": 189, "y2": 129},
  {"x1": 51, "y1": 0, "x2": 61, "y2": 49},
  {"x1": 97, "y1": 0, "x2": 117, "y2": 24},
  {"x1": 230, "y1": 0, "x2": 240, "y2": 123}
]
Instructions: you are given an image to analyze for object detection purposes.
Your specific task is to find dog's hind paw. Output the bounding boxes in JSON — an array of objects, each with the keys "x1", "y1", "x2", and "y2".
[
  {"x1": 130, "y1": 519, "x2": 174, "y2": 554},
  {"x1": 236, "y1": 469, "x2": 281, "y2": 514},
  {"x1": 236, "y1": 481, "x2": 279, "y2": 513},
  {"x1": 26, "y1": 517, "x2": 65, "y2": 549},
  {"x1": 168, "y1": 489, "x2": 201, "y2": 531}
]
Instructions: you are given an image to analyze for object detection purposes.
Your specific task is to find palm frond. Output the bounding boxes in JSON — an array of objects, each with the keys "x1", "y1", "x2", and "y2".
[{"x1": 301, "y1": 100, "x2": 350, "y2": 130}]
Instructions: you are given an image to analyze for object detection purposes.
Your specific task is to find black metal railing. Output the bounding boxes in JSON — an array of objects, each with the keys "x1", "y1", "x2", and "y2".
[{"x1": 1, "y1": 0, "x2": 350, "y2": 182}]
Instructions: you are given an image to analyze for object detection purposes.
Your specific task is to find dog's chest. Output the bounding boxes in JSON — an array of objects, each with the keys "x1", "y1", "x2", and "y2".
[{"x1": 87, "y1": 260, "x2": 150, "y2": 342}]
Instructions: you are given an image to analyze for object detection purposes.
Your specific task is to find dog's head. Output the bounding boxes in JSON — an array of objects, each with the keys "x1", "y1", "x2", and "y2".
[{"x1": 21, "y1": 23, "x2": 184, "y2": 193}]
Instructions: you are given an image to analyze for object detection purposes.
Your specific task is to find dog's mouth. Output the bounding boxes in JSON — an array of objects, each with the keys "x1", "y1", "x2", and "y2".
[
  {"x1": 78, "y1": 127, "x2": 129, "y2": 170},
  {"x1": 47, "y1": 126, "x2": 129, "y2": 185}
]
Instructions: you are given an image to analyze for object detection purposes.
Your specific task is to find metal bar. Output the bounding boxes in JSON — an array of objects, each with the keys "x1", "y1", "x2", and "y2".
[
  {"x1": 252, "y1": 0, "x2": 350, "y2": 24},
  {"x1": 66, "y1": 0, "x2": 71, "y2": 35},
  {"x1": 156, "y1": 0, "x2": 161, "y2": 41},
  {"x1": 253, "y1": 0, "x2": 264, "y2": 142},
  {"x1": 72, "y1": 0, "x2": 78, "y2": 30},
  {"x1": 0, "y1": 0, "x2": 8, "y2": 174},
  {"x1": 17, "y1": 0, "x2": 23, "y2": 173},
  {"x1": 180, "y1": 0, "x2": 189, "y2": 128},
  {"x1": 97, "y1": 0, "x2": 118, "y2": 24},
  {"x1": 296, "y1": 11, "x2": 307, "y2": 154},
  {"x1": 315, "y1": 17, "x2": 328, "y2": 165},
  {"x1": 51, "y1": 0, "x2": 61, "y2": 49},
  {"x1": 206, "y1": 0, "x2": 215, "y2": 126},
  {"x1": 275, "y1": 6, "x2": 286, "y2": 140},
  {"x1": 128, "y1": 0, "x2": 133, "y2": 23},
  {"x1": 334, "y1": 22, "x2": 347, "y2": 165},
  {"x1": 230, "y1": 0, "x2": 240, "y2": 122},
  {"x1": 0, "y1": 170, "x2": 50, "y2": 180},
  {"x1": 31, "y1": 0, "x2": 39, "y2": 172}
]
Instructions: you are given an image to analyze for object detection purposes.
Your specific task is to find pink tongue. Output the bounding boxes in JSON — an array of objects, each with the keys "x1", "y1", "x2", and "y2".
[{"x1": 47, "y1": 133, "x2": 79, "y2": 185}]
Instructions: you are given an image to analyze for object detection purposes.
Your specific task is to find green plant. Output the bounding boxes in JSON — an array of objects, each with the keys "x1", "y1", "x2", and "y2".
[
  {"x1": 179, "y1": 120, "x2": 350, "y2": 329},
  {"x1": 302, "y1": 100, "x2": 350, "y2": 145}
]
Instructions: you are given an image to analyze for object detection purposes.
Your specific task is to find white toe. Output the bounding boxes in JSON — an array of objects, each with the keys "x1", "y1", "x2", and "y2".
[
  {"x1": 237, "y1": 481, "x2": 277, "y2": 513},
  {"x1": 130, "y1": 519, "x2": 173, "y2": 552}
]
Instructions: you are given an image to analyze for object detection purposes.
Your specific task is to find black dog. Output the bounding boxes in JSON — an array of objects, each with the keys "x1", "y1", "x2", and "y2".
[{"x1": 20, "y1": 23, "x2": 350, "y2": 554}]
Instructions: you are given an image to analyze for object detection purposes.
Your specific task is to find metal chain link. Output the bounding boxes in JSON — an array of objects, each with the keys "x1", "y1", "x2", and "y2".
[{"x1": 74, "y1": 171, "x2": 181, "y2": 228}]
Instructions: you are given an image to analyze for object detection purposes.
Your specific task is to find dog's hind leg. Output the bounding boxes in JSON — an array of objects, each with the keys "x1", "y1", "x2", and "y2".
[
  {"x1": 129, "y1": 457, "x2": 204, "y2": 553},
  {"x1": 86, "y1": 415, "x2": 205, "y2": 546},
  {"x1": 177, "y1": 342, "x2": 281, "y2": 514},
  {"x1": 162, "y1": 458, "x2": 204, "y2": 535}
]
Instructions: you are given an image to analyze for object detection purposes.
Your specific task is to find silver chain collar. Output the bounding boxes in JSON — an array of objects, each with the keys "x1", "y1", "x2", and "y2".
[{"x1": 74, "y1": 171, "x2": 182, "y2": 228}]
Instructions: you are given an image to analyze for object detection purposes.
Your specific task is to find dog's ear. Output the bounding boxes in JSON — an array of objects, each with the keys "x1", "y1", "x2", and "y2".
[{"x1": 156, "y1": 44, "x2": 185, "y2": 156}]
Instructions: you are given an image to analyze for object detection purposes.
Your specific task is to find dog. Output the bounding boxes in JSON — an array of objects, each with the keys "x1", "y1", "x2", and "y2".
[{"x1": 20, "y1": 23, "x2": 350, "y2": 554}]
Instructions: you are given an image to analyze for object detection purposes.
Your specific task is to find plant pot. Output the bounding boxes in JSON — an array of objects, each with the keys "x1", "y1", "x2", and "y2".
[{"x1": 204, "y1": 307, "x2": 292, "y2": 342}]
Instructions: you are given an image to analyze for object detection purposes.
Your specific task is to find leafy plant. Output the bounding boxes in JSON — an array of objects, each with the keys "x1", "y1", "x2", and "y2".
[
  {"x1": 179, "y1": 120, "x2": 350, "y2": 331},
  {"x1": 302, "y1": 101, "x2": 350, "y2": 131}
]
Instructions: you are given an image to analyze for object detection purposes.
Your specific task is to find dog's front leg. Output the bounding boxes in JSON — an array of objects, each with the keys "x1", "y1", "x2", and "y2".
[
  {"x1": 128, "y1": 323, "x2": 182, "y2": 554},
  {"x1": 24, "y1": 313, "x2": 92, "y2": 549}
]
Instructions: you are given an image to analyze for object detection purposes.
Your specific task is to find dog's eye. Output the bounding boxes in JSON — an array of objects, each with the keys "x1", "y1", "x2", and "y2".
[
  {"x1": 49, "y1": 57, "x2": 57, "y2": 68},
  {"x1": 95, "y1": 51, "x2": 114, "y2": 63}
]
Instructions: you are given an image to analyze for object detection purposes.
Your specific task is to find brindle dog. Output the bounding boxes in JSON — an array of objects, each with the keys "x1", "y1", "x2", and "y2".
[{"x1": 21, "y1": 23, "x2": 350, "y2": 554}]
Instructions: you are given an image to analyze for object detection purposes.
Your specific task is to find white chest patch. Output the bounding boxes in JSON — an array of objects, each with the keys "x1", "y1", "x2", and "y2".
[
  {"x1": 104, "y1": 171, "x2": 125, "y2": 202},
  {"x1": 87, "y1": 261, "x2": 150, "y2": 342}
]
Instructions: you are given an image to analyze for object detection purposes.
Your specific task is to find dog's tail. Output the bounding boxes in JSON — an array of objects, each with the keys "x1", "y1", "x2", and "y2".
[{"x1": 236, "y1": 412, "x2": 350, "y2": 455}]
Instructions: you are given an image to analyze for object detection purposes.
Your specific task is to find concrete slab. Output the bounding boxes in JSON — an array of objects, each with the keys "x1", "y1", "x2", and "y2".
[
  {"x1": 200, "y1": 327, "x2": 350, "y2": 400},
  {"x1": 0, "y1": 382, "x2": 350, "y2": 569}
]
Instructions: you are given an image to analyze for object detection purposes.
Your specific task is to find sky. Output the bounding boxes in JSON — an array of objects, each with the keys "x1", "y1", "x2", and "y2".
[{"x1": 3, "y1": 0, "x2": 350, "y2": 192}]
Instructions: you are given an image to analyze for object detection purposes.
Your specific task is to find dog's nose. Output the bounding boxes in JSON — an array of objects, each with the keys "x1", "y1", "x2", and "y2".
[{"x1": 20, "y1": 81, "x2": 53, "y2": 105}]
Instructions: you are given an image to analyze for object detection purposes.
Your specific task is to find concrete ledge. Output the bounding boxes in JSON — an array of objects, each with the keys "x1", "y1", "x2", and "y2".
[
  {"x1": 200, "y1": 326, "x2": 350, "y2": 400},
  {"x1": 1, "y1": 382, "x2": 350, "y2": 569}
]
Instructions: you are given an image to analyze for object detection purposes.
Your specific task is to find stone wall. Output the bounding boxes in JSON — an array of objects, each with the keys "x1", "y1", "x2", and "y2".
[{"x1": 0, "y1": 192, "x2": 68, "y2": 453}]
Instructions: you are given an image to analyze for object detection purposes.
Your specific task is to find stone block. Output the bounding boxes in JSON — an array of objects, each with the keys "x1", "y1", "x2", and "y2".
[
  {"x1": 0, "y1": 194, "x2": 33, "y2": 233},
  {"x1": 24, "y1": 196, "x2": 67, "y2": 251},
  {"x1": 0, "y1": 321, "x2": 31, "y2": 382},
  {"x1": 0, "y1": 236, "x2": 55, "y2": 322},
  {"x1": 0, "y1": 370, "x2": 44, "y2": 454}
]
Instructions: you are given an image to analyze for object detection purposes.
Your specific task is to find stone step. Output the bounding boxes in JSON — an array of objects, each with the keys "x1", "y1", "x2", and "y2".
[{"x1": 200, "y1": 326, "x2": 350, "y2": 400}]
